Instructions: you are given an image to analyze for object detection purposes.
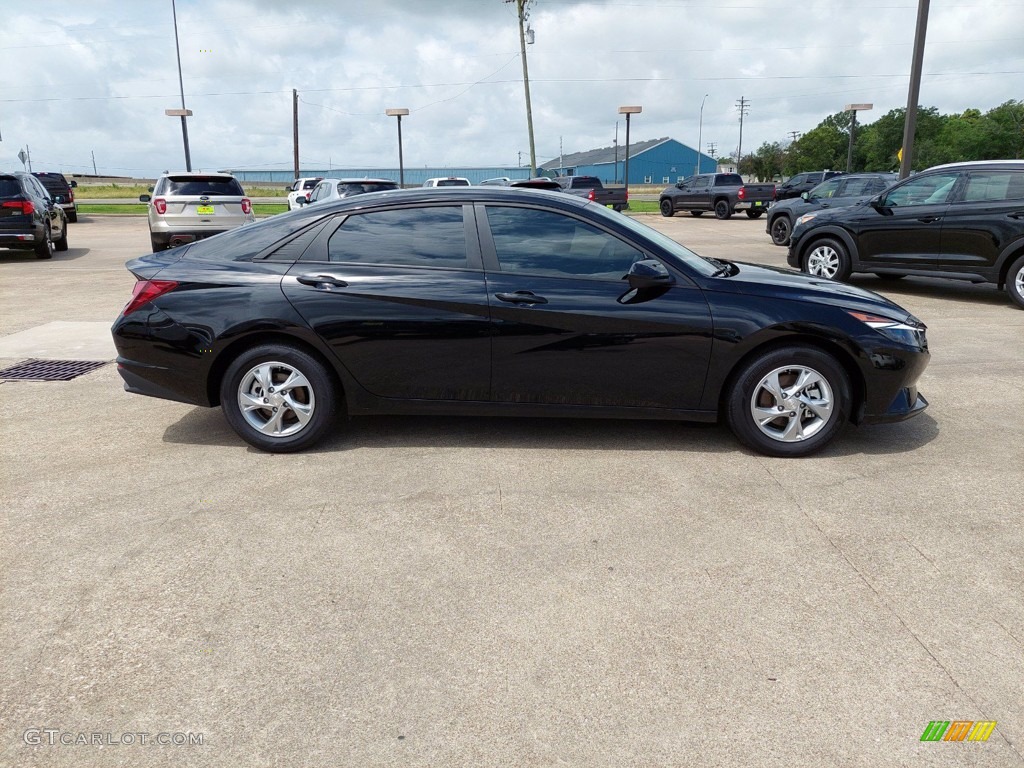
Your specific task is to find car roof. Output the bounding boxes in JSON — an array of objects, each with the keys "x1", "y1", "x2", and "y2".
[
  {"x1": 335, "y1": 178, "x2": 399, "y2": 184},
  {"x1": 289, "y1": 185, "x2": 586, "y2": 213},
  {"x1": 160, "y1": 171, "x2": 238, "y2": 179},
  {"x1": 924, "y1": 159, "x2": 1024, "y2": 172}
]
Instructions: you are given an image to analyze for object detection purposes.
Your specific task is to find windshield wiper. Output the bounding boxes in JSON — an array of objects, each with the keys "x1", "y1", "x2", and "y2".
[{"x1": 708, "y1": 258, "x2": 737, "y2": 277}]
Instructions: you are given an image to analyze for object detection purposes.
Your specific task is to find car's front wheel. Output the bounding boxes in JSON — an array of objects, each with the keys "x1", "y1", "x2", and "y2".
[
  {"x1": 220, "y1": 344, "x2": 339, "y2": 452},
  {"x1": 803, "y1": 237, "x2": 851, "y2": 281},
  {"x1": 1007, "y1": 254, "x2": 1024, "y2": 309},
  {"x1": 659, "y1": 199, "x2": 675, "y2": 217},
  {"x1": 770, "y1": 216, "x2": 791, "y2": 246},
  {"x1": 726, "y1": 346, "x2": 851, "y2": 457}
]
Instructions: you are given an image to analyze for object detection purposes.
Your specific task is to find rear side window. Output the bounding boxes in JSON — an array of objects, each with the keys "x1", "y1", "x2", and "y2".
[
  {"x1": 0, "y1": 177, "x2": 22, "y2": 197},
  {"x1": 338, "y1": 182, "x2": 398, "y2": 195},
  {"x1": 807, "y1": 173, "x2": 823, "y2": 184},
  {"x1": 838, "y1": 177, "x2": 878, "y2": 196},
  {"x1": 327, "y1": 206, "x2": 467, "y2": 267},
  {"x1": 715, "y1": 174, "x2": 743, "y2": 186},
  {"x1": 963, "y1": 171, "x2": 1024, "y2": 202},
  {"x1": 485, "y1": 206, "x2": 642, "y2": 280},
  {"x1": 163, "y1": 176, "x2": 245, "y2": 196}
]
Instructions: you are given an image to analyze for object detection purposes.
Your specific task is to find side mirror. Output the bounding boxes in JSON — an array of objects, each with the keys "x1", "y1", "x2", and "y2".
[
  {"x1": 800, "y1": 191, "x2": 809, "y2": 200},
  {"x1": 294, "y1": 197, "x2": 307, "y2": 206},
  {"x1": 627, "y1": 259, "x2": 674, "y2": 288},
  {"x1": 869, "y1": 194, "x2": 885, "y2": 210},
  {"x1": 53, "y1": 195, "x2": 65, "y2": 204},
  {"x1": 70, "y1": 180, "x2": 78, "y2": 188},
  {"x1": 139, "y1": 194, "x2": 151, "y2": 202}
]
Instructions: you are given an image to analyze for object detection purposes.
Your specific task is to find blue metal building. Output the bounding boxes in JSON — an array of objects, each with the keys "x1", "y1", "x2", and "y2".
[
  {"x1": 538, "y1": 137, "x2": 714, "y2": 185},
  {"x1": 228, "y1": 167, "x2": 533, "y2": 186}
]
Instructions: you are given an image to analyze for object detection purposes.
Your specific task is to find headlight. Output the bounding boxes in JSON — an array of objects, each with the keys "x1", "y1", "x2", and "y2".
[
  {"x1": 796, "y1": 212, "x2": 820, "y2": 226},
  {"x1": 847, "y1": 311, "x2": 928, "y2": 348}
]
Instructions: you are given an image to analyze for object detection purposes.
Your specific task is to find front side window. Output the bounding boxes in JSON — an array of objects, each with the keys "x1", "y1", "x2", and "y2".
[
  {"x1": 485, "y1": 206, "x2": 642, "y2": 280},
  {"x1": 808, "y1": 178, "x2": 843, "y2": 200},
  {"x1": 691, "y1": 177, "x2": 709, "y2": 190},
  {"x1": 962, "y1": 171, "x2": 1024, "y2": 202},
  {"x1": 883, "y1": 172, "x2": 960, "y2": 207},
  {"x1": 327, "y1": 206, "x2": 467, "y2": 268}
]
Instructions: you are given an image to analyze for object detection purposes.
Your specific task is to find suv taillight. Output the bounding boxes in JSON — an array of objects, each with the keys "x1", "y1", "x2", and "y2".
[
  {"x1": 2, "y1": 200, "x2": 34, "y2": 215},
  {"x1": 241, "y1": 198, "x2": 252, "y2": 214},
  {"x1": 123, "y1": 279, "x2": 179, "y2": 316},
  {"x1": 153, "y1": 198, "x2": 167, "y2": 215}
]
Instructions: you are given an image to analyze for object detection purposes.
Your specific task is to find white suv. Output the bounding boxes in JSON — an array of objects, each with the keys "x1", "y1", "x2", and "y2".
[
  {"x1": 140, "y1": 172, "x2": 254, "y2": 252},
  {"x1": 287, "y1": 177, "x2": 323, "y2": 210}
]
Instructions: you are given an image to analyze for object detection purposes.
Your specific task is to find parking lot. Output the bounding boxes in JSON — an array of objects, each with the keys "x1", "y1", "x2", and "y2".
[{"x1": 2, "y1": 214, "x2": 1022, "y2": 766}]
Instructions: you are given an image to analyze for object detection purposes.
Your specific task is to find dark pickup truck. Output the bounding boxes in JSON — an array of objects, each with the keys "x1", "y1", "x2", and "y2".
[
  {"x1": 552, "y1": 176, "x2": 628, "y2": 211},
  {"x1": 659, "y1": 173, "x2": 776, "y2": 220}
]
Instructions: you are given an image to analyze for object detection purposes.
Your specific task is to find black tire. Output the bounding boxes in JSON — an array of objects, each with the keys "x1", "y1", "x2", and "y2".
[
  {"x1": 1006, "y1": 254, "x2": 1024, "y2": 310},
  {"x1": 220, "y1": 344, "x2": 339, "y2": 453},
  {"x1": 659, "y1": 199, "x2": 675, "y2": 217},
  {"x1": 714, "y1": 199, "x2": 732, "y2": 219},
  {"x1": 690, "y1": 210, "x2": 704, "y2": 217},
  {"x1": 150, "y1": 237, "x2": 166, "y2": 253},
  {"x1": 55, "y1": 228, "x2": 69, "y2": 252},
  {"x1": 802, "y1": 237, "x2": 852, "y2": 281},
  {"x1": 770, "y1": 216, "x2": 791, "y2": 246},
  {"x1": 874, "y1": 273, "x2": 905, "y2": 281},
  {"x1": 67, "y1": 210, "x2": 78, "y2": 223},
  {"x1": 34, "y1": 225, "x2": 53, "y2": 259},
  {"x1": 725, "y1": 345, "x2": 851, "y2": 458},
  {"x1": 745, "y1": 209, "x2": 764, "y2": 219}
]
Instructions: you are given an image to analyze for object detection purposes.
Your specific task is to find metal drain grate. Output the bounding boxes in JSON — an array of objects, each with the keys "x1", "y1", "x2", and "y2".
[{"x1": 0, "y1": 359, "x2": 109, "y2": 381}]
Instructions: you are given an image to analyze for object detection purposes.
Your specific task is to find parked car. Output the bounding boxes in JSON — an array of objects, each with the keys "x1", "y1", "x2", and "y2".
[
  {"x1": 422, "y1": 177, "x2": 470, "y2": 187},
  {"x1": 659, "y1": 173, "x2": 776, "y2": 219},
  {"x1": 287, "y1": 177, "x2": 323, "y2": 210},
  {"x1": 295, "y1": 178, "x2": 400, "y2": 207},
  {"x1": 139, "y1": 172, "x2": 254, "y2": 252},
  {"x1": 788, "y1": 160, "x2": 1024, "y2": 308},
  {"x1": 32, "y1": 172, "x2": 78, "y2": 222},
  {"x1": 551, "y1": 176, "x2": 628, "y2": 211},
  {"x1": 0, "y1": 171, "x2": 69, "y2": 258},
  {"x1": 766, "y1": 173, "x2": 897, "y2": 246},
  {"x1": 112, "y1": 187, "x2": 929, "y2": 458},
  {"x1": 774, "y1": 170, "x2": 844, "y2": 201}
]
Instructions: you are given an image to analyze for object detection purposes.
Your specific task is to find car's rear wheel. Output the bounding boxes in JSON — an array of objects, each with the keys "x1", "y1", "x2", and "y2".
[
  {"x1": 745, "y1": 209, "x2": 764, "y2": 219},
  {"x1": 659, "y1": 199, "x2": 675, "y2": 217},
  {"x1": 220, "y1": 344, "x2": 339, "y2": 453},
  {"x1": 67, "y1": 211, "x2": 78, "y2": 223},
  {"x1": 726, "y1": 346, "x2": 851, "y2": 457},
  {"x1": 1006, "y1": 254, "x2": 1024, "y2": 309},
  {"x1": 714, "y1": 200, "x2": 732, "y2": 219},
  {"x1": 34, "y1": 225, "x2": 52, "y2": 259},
  {"x1": 55, "y1": 227, "x2": 69, "y2": 252},
  {"x1": 803, "y1": 237, "x2": 851, "y2": 281},
  {"x1": 150, "y1": 237, "x2": 166, "y2": 252},
  {"x1": 770, "y1": 216, "x2": 791, "y2": 246}
]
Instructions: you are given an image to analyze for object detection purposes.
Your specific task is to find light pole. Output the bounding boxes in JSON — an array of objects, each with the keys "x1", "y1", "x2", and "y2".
[
  {"x1": 386, "y1": 109, "x2": 410, "y2": 187},
  {"x1": 618, "y1": 105, "x2": 642, "y2": 195},
  {"x1": 168, "y1": 0, "x2": 192, "y2": 171},
  {"x1": 844, "y1": 103, "x2": 873, "y2": 173},
  {"x1": 696, "y1": 93, "x2": 709, "y2": 176}
]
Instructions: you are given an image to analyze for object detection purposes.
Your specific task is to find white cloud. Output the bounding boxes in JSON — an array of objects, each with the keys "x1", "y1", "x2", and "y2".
[{"x1": 2, "y1": 0, "x2": 1021, "y2": 177}]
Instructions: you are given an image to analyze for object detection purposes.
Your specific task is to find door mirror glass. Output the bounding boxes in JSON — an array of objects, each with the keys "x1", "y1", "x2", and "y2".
[
  {"x1": 800, "y1": 192, "x2": 809, "y2": 201},
  {"x1": 627, "y1": 259, "x2": 674, "y2": 288}
]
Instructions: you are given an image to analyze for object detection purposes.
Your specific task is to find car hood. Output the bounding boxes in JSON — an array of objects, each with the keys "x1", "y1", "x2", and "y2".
[{"x1": 705, "y1": 261, "x2": 914, "y2": 319}]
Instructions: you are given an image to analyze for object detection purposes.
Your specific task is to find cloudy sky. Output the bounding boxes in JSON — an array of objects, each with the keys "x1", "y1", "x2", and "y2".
[{"x1": 2, "y1": 0, "x2": 1022, "y2": 178}]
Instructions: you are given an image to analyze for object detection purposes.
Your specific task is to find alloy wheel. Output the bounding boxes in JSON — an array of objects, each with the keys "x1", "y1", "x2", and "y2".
[
  {"x1": 806, "y1": 244, "x2": 840, "y2": 278},
  {"x1": 749, "y1": 365, "x2": 834, "y2": 443},
  {"x1": 237, "y1": 362, "x2": 316, "y2": 437}
]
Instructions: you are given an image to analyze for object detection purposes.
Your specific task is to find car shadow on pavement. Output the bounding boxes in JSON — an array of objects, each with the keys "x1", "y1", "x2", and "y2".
[
  {"x1": 848, "y1": 274, "x2": 1009, "y2": 307},
  {"x1": 0, "y1": 248, "x2": 92, "y2": 264},
  {"x1": 162, "y1": 407, "x2": 939, "y2": 457}
]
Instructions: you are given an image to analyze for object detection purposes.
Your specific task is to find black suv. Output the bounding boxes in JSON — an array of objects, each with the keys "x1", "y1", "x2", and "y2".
[
  {"x1": 774, "y1": 170, "x2": 844, "y2": 201},
  {"x1": 788, "y1": 161, "x2": 1024, "y2": 308},
  {"x1": 767, "y1": 172, "x2": 897, "y2": 246},
  {"x1": 0, "y1": 171, "x2": 69, "y2": 258},
  {"x1": 32, "y1": 172, "x2": 78, "y2": 222}
]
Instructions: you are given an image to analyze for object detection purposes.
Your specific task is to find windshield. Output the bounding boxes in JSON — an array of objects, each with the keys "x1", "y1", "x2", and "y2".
[{"x1": 587, "y1": 204, "x2": 719, "y2": 277}]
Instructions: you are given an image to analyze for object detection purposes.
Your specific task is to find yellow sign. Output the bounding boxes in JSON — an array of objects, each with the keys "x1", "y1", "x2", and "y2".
[{"x1": 898, "y1": 148, "x2": 903, "y2": 163}]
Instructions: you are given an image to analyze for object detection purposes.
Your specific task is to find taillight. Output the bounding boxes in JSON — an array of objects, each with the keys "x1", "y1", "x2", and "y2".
[
  {"x1": 68, "y1": 188, "x2": 75, "y2": 202},
  {"x1": 2, "y1": 200, "x2": 34, "y2": 215},
  {"x1": 241, "y1": 198, "x2": 252, "y2": 214},
  {"x1": 153, "y1": 198, "x2": 167, "y2": 215},
  {"x1": 305, "y1": 191, "x2": 312, "y2": 201},
  {"x1": 123, "y1": 279, "x2": 178, "y2": 316},
  {"x1": 587, "y1": 189, "x2": 596, "y2": 201},
  {"x1": 737, "y1": 187, "x2": 746, "y2": 200}
]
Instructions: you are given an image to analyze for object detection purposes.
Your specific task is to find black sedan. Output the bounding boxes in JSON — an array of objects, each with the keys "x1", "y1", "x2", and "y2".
[{"x1": 112, "y1": 188, "x2": 929, "y2": 457}]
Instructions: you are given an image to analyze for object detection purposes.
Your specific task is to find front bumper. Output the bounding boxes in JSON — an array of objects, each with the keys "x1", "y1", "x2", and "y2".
[{"x1": 861, "y1": 387, "x2": 928, "y2": 424}]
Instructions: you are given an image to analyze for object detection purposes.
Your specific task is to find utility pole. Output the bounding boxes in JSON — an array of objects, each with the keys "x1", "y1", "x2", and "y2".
[
  {"x1": 614, "y1": 122, "x2": 619, "y2": 183},
  {"x1": 26, "y1": 145, "x2": 32, "y2": 172},
  {"x1": 91, "y1": 150, "x2": 97, "y2": 176},
  {"x1": 899, "y1": 0, "x2": 930, "y2": 179},
  {"x1": 170, "y1": 0, "x2": 192, "y2": 171},
  {"x1": 293, "y1": 89, "x2": 300, "y2": 180},
  {"x1": 707, "y1": 141, "x2": 717, "y2": 159},
  {"x1": 735, "y1": 97, "x2": 750, "y2": 172},
  {"x1": 788, "y1": 131, "x2": 801, "y2": 143},
  {"x1": 507, "y1": 0, "x2": 537, "y2": 176}
]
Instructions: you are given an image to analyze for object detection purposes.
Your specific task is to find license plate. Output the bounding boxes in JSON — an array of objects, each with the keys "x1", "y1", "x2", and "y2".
[
  {"x1": 195, "y1": 205, "x2": 215, "y2": 215},
  {"x1": 754, "y1": 201, "x2": 763, "y2": 207}
]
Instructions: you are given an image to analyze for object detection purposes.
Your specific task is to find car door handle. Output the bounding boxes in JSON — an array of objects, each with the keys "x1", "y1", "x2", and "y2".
[
  {"x1": 917, "y1": 215, "x2": 942, "y2": 223},
  {"x1": 495, "y1": 291, "x2": 548, "y2": 305},
  {"x1": 297, "y1": 274, "x2": 349, "y2": 288},
  {"x1": 1008, "y1": 211, "x2": 1024, "y2": 220}
]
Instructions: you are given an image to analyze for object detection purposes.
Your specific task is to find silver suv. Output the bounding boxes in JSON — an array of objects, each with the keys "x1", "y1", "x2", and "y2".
[{"x1": 140, "y1": 172, "x2": 254, "y2": 251}]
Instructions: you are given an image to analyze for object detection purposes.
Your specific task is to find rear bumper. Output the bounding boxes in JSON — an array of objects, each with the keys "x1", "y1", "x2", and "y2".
[
  {"x1": 734, "y1": 200, "x2": 771, "y2": 211},
  {"x1": 149, "y1": 229, "x2": 231, "y2": 247}
]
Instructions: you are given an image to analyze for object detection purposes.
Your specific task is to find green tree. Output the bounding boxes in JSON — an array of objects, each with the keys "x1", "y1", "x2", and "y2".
[{"x1": 745, "y1": 141, "x2": 785, "y2": 181}]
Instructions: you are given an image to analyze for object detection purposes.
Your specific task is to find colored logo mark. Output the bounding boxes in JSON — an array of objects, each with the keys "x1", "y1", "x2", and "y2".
[{"x1": 920, "y1": 720, "x2": 997, "y2": 742}]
